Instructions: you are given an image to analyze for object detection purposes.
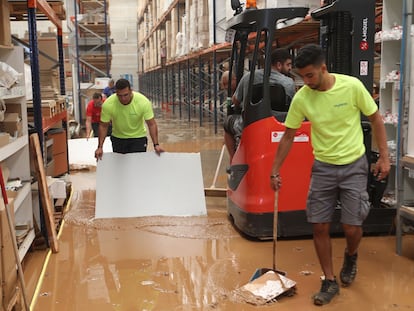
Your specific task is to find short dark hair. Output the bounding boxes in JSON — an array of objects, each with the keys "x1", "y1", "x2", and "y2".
[
  {"x1": 271, "y1": 48, "x2": 292, "y2": 65},
  {"x1": 92, "y1": 92, "x2": 102, "y2": 99},
  {"x1": 295, "y1": 44, "x2": 325, "y2": 69},
  {"x1": 115, "y1": 78, "x2": 131, "y2": 90}
]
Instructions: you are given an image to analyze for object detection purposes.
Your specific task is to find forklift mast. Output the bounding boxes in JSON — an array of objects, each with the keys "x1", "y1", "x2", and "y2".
[{"x1": 312, "y1": 0, "x2": 376, "y2": 94}]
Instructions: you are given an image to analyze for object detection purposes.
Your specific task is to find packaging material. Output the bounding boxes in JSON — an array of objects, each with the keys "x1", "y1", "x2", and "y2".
[
  {"x1": 47, "y1": 176, "x2": 67, "y2": 199},
  {"x1": 209, "y1": 0, "x2": 231, "y2": 45},
  {"x1": 94, "y1": 77, "x2": 111, "y2": 88},
  {"x1": 0, "y1": 112, "x2": 22, "y2": 138},
  {"x1": 0, "y1": 132, "x2": 10, "y2": 147},
  {"x1": 24, "y1": 63, "x2": 33, "y2": 101},
  {"x1": 0, "y1": 62, "x2": 20, "y2": 89},
  {"x1": 0, "y1": 98, "x2": 5, "y2": 121},
  {"x1": 46, "y1": 129, "x2": 68, "y2": 177}
]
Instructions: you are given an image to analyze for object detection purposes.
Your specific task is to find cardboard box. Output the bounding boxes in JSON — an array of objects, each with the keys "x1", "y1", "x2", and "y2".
[
  {"x1": 0, "y1": 132, "x2": 10, "y2": 147},
  {"x1": 0, "y1": 113, "x2": 22, "y2": 137},
  {"x1": 47, "y1": 177, "x2": 67, "y2": 199}
]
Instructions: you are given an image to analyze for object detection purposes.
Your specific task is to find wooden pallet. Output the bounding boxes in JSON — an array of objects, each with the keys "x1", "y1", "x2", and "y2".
[{"x1": 8, "y1": 1, "x2": 66, "y2": 21}]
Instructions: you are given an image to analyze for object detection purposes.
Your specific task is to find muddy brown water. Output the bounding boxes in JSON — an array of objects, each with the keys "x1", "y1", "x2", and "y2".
[{"x1": 24, "y1": 113, "x2": 414, "y2": 310}]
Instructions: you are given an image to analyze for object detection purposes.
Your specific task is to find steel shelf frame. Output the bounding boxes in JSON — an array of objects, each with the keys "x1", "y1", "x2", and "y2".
[
  {"x1": 139, "y1": 49, "x2": 231, "y2": 131},
  {"x1": 71, "y1": 0, "x2": 111, "y2": 122},
  {"x1": 26, "y1": 0, "x2": 66, "y2": 151},
  {"x1": 395, "y1": 0, "x2": 414, "y2": 256}
]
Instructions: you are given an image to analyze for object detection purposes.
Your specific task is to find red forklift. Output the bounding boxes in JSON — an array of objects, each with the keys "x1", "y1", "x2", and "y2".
[{"x1": 226, "y1": 0, "x2": 394, "y2": 239}]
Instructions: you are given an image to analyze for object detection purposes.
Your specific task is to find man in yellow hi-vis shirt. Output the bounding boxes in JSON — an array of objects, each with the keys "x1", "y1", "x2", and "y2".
[{"x1": 94, "y1": 78, "x2": 164, "y2": 160}]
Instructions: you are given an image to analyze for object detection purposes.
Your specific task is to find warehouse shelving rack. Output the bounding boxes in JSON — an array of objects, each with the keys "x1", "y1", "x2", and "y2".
[
  {"x1": 66, "y1": 0, "x2": 111, "y2": 122},
  {"x1": 1, "y1": 0, "x2": 68, "y2": 263},
  {"x1": 395, "y1": 0, "x2": 414, "y2": 255},
  {"x1": 137, "y1": 0, "x2": 234, "y2": 132},
  {"x1": 136, "y1": 1, "x2": 322, "y2": 132},
  {"x1": 140, "y1": 46, "x2": 232, "y2": 129},
  {"x1": 23, "y1": 0, "x2": 66, "y2": 149}
]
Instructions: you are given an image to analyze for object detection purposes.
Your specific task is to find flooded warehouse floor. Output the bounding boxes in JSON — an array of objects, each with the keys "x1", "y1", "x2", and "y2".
[{"x1": 22, "y1": 110, "x2": 414, "y2": 311}]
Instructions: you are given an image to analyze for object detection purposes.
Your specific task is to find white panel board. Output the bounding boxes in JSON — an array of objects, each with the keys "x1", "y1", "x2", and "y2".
[
  {"x1": 68, "y1": 138, "x2": 113, "y2": 167},
  {"x1": 95, "y1": 152, "x2": 207, "y2": 218}
]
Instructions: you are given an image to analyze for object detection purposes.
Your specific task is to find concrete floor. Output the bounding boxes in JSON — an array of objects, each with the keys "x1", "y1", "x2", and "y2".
[{"x1": 22, "y1": 108, "x2": 414, "y2": 310}]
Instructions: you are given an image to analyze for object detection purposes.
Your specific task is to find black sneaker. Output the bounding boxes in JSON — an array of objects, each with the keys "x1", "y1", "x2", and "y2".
[
  {"x1": 313, "y1": 278, "x2": 340, "y2": 305},
  {"x1": 340, "y1": 250, "x2": 358, "y2": 287}
]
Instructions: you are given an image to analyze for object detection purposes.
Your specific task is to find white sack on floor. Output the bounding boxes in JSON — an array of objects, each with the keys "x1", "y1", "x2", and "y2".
[
  {"x1": 68, "y1": 138, "x2": 113, "y2": 167},
  {"x1": 95, "y1": 152, "x2": 207, "y2": 218}
]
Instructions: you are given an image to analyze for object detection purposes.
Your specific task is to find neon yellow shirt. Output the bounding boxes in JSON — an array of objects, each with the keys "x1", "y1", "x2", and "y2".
[
  {"x1": 100, "y1": 91, "x2": 154, "y2": 138},
  {"x1": 285, "y1": 74, "x2": 378, "y2": 165}
]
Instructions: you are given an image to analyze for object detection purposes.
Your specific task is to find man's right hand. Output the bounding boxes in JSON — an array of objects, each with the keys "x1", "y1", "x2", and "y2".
[
  {"x1": 270, "y1": 174, "x2": 282, "y2": 191},
  {"x1": 95, "y1": 147, "x2": 103, "y2": 161}
]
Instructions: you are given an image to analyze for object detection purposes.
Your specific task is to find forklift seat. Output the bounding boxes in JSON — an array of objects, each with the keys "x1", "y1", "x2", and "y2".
[{"x1": 251, "y1": 83, "x2": 289, "y2": 122}]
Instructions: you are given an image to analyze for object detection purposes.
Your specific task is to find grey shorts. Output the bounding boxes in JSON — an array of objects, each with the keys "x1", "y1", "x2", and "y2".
[
  {"x1": 223, "y1": 114, "x2": 243, "y2": 138},
  {"x1": 306, "y1": 155, "x2": 370, "y2": 225}
]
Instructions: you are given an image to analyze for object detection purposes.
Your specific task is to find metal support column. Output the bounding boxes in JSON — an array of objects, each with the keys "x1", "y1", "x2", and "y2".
[
  {"x1": 27, "y1": 4, "x2": 43, "y2": 152},
  {"x1": 212, "y1": 0, "x2": 218, "y2": 133},
  {"x1": 186, "y1": 59, "x2": 191, "y2": 122},
  {"x1": 198, "y1": 56, "x2": 203, "y2": 126},
  {"x1": 74, "y1": 0, "x2": 82, "y2": 121},
  {"x1": 104, "y1": 0, "x2": 110, "y2": 77},
  {"x1": 396, "y1": 0, "x2": 412, "y2": 255},
  {"x1": 57, "y1": 28, "x2": 66, "y2": 95},
  {"x1": 165, "y1": 67, "x2": 169, "y2": 109},
  {"x1": 178, "y1": 62, "x2": 182, "y2": 118},
  {"x1": 172, "y1": 64, "x2": 176, "y2": 114}
]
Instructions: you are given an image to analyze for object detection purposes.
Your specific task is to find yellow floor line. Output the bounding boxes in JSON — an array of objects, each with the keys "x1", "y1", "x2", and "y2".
[
  {"x1": 29, "y1": 249, "x2": 51, "y2": 310},
  {"x1": 30, "y1": 186, "x2": 74, "y2": 310}
]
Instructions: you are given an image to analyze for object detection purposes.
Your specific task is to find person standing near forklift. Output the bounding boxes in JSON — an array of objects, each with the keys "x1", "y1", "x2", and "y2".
[
  {"x1": 94, "y1": 78, "x2": 164, "y2": 160},
  {"x1": 270, "y1": 44, "x2": 390, "y2": 305}
]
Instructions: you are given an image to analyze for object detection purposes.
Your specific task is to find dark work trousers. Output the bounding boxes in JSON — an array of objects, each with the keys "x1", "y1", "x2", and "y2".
[
  {"x1": 92, "y1": 122, "x2": 112, "y2": 137},
  {"x1": 110, "y1": 136, "x2": 148, "y2": 153}
]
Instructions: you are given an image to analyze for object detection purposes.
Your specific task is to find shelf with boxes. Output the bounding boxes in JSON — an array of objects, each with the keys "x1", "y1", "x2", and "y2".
[
  {"x1": 74, "y1": 0, "x2": 112, "y2": 80},
  {"x1": 44, "y1": 127, "x2": 68, "y2": 177},
  {"x1": 26, "y1": 95, "x2": 69, "y2": 178},
  {"x1": 378, "y1": 0, "x2": 404, "y2": 208},
  {"x1": 0, "y1": 45, "x2": 34, "y2": 262},
  {"x1": 393, "y1": 0, "x2": 414, "y2": 256}
]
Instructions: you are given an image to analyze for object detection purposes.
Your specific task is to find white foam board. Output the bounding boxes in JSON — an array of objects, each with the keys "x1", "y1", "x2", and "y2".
[
  {"x1": 95, "y1": 152, "x2": 207, "y2": 218},
  {"x1": 68, "y1": 138, "x2": 113, "y2": 167}
]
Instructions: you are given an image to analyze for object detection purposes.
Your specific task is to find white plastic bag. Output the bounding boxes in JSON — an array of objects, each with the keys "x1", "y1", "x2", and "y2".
[
  {"x1": 0, "y1": 98, "x2": 6, "y2": 122},
  {"x1": 0, "y1": 62, "x2": 20, "y2": 89}
]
